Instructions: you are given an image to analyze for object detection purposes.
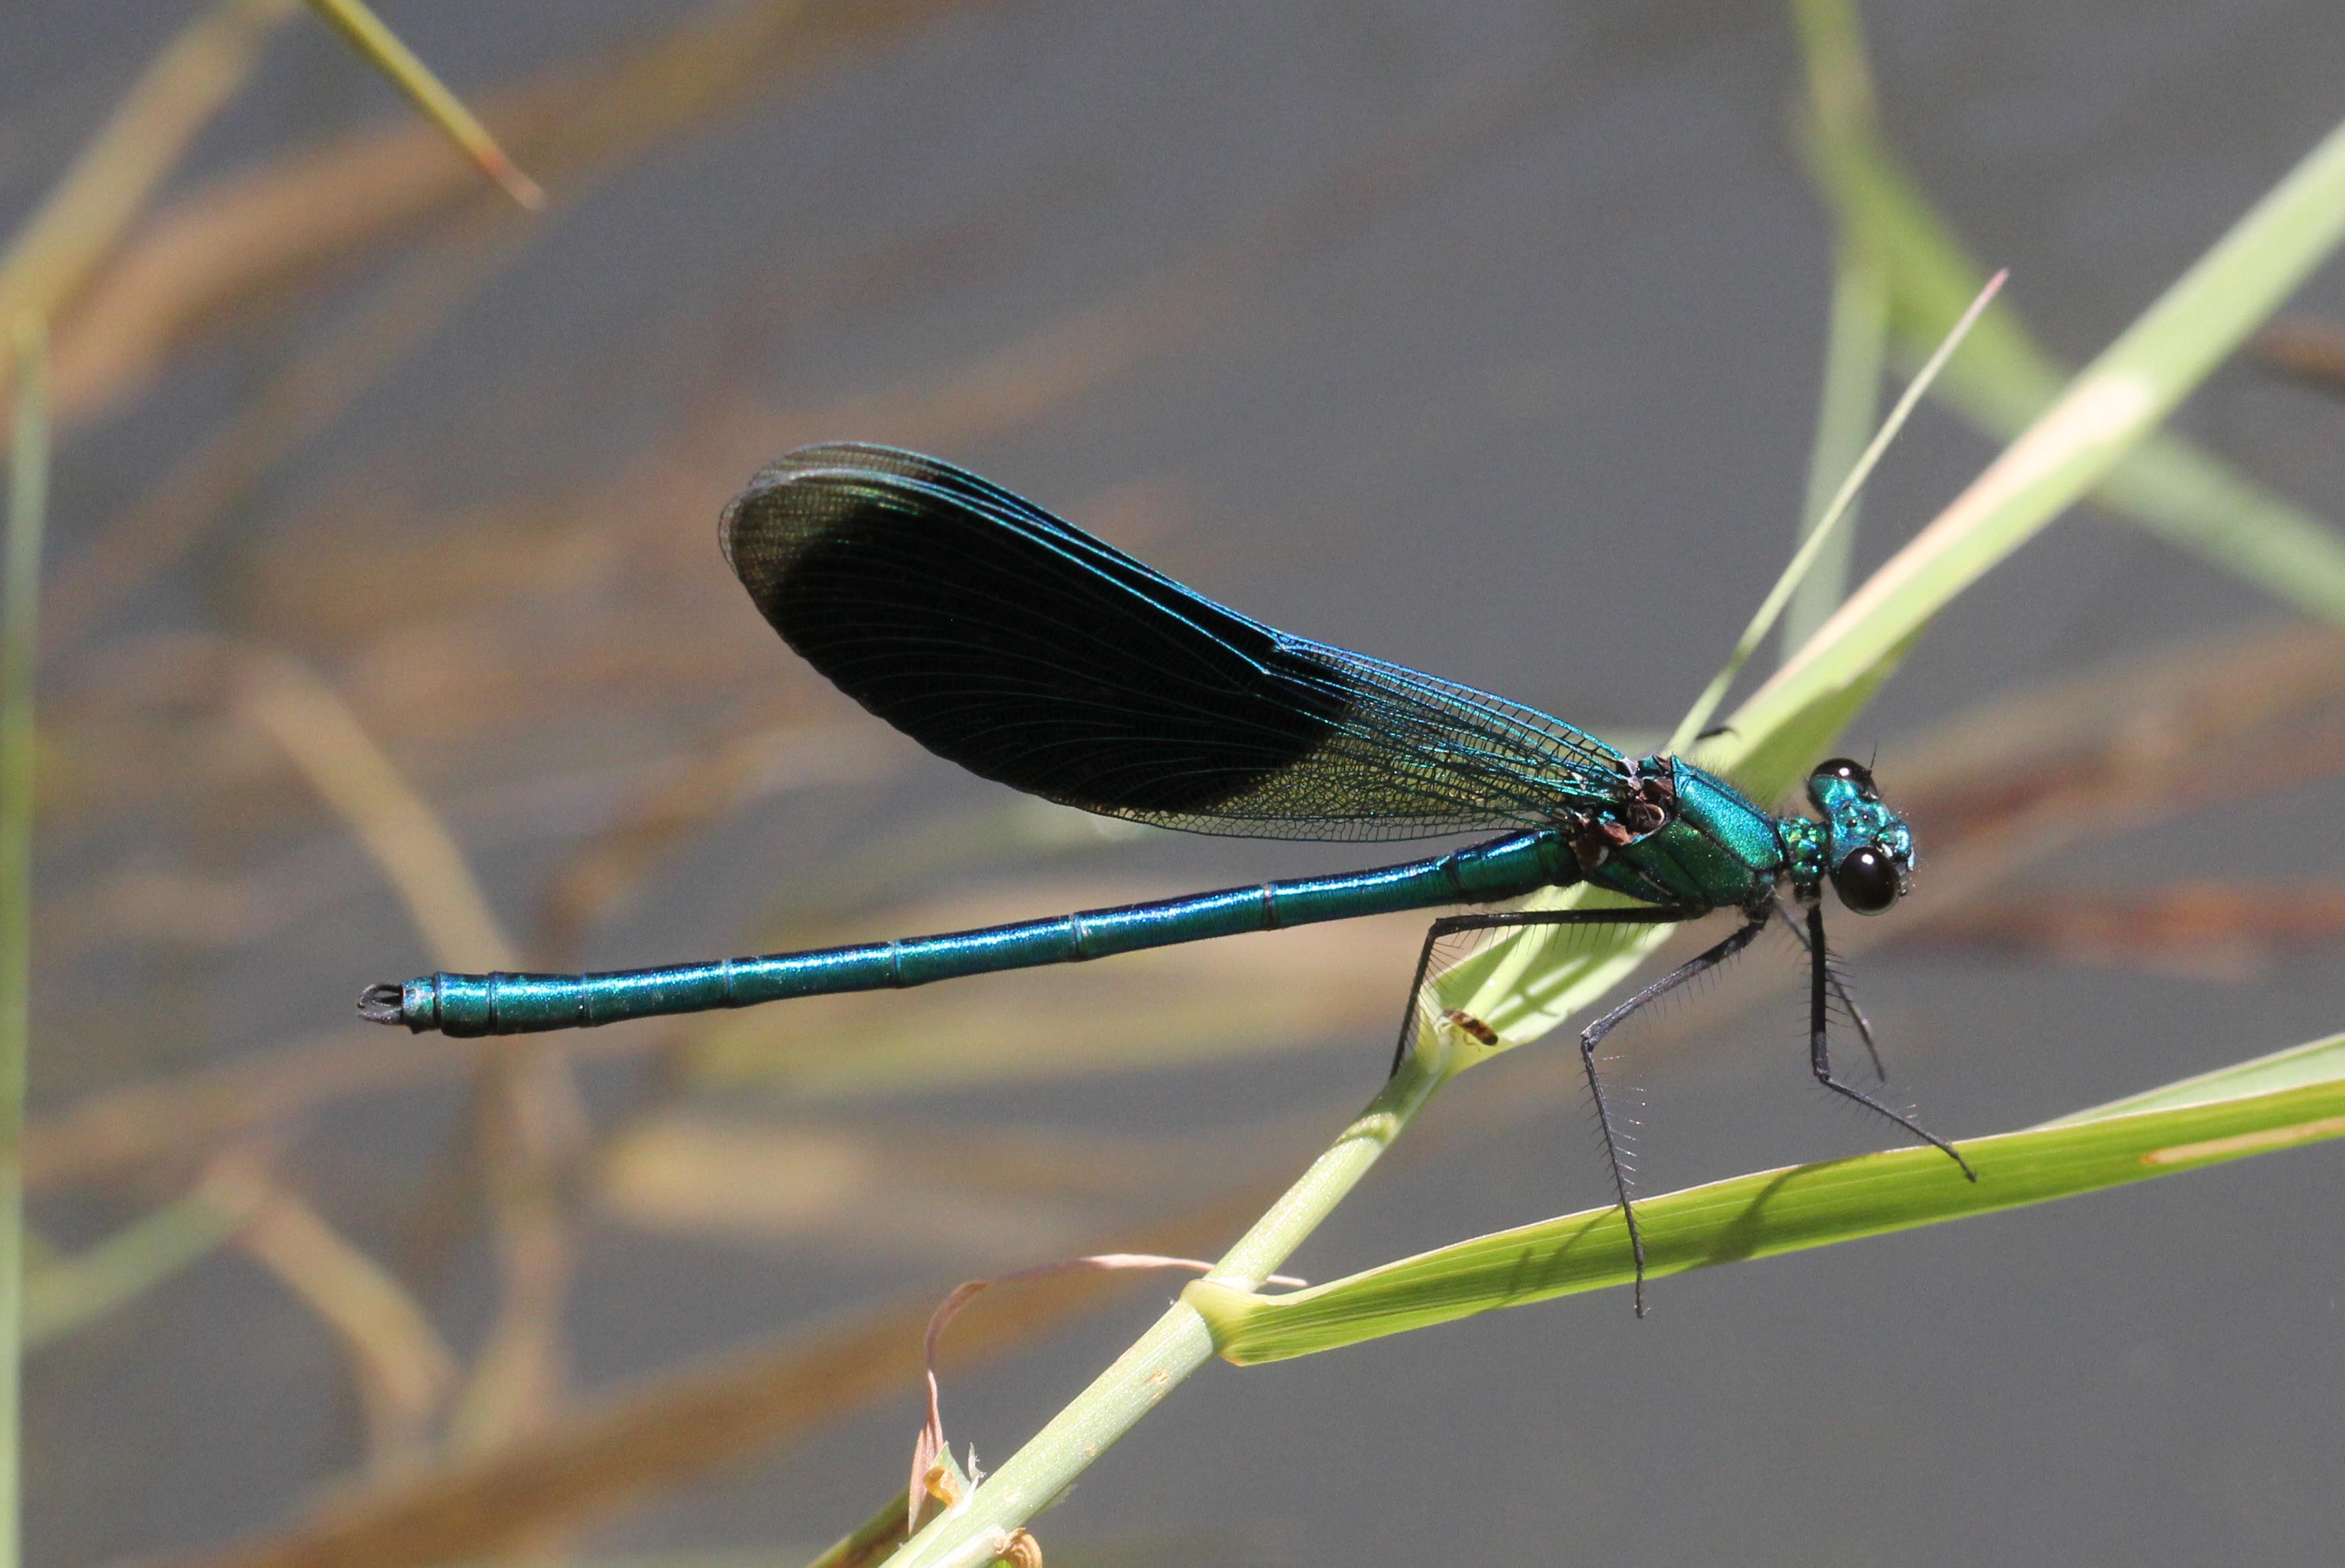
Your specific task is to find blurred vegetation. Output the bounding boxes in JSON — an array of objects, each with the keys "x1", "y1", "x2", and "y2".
[{"x1": 1, "y1": 3, "x2": 2342, "y2": 1568}]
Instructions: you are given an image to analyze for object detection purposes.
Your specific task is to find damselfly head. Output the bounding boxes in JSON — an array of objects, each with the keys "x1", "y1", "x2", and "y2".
[{"x1": 1807, "y1": 758, "x2": 1914, "y2": 916}]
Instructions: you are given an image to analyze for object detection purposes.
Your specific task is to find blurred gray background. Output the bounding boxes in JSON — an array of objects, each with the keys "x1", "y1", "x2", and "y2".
[{"x1": 7, "y1": 1, "x2": 2344, "y2": 1565}]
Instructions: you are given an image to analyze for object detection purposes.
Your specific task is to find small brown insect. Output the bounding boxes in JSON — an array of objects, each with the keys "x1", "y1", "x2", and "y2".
[{"x1": 1440, "y1": 1008, "x2": 1500, "y2": 1046}]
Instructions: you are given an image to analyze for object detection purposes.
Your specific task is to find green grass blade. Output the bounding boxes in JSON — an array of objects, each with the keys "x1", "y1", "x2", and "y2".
[
  {"x1": 1784, "y1": 238, "x2": 1888, "y2": 658},
  {"x1": 23, "y1": 1189, "x2": 247, "y2": 1350},
  {"x1": 1802, "y1": 47, "x2": 2345, "y2": 623},
  {"x1": 1783, "y1": 0, "x2": 1889, "y2": 658},
  {"x1": 1666, "y1": 269, "x2": 2003, "y2": 756},
  {"x1": 1440, "y1": 115, "x2": 2345, "y2": 1062},
  {"x1": 1188, "y1": 1031, "x2": 2345, "y2": 1364},
  {"x1": 0, "y1": 317, "x2": 50, "y2": 1568},
  {"x1": 2042, "y1": 1031, "x2": 2345, "y2": 1126},
  {"x1": 1719, "y1": 111, "x2": 2345, "y2": 805}
]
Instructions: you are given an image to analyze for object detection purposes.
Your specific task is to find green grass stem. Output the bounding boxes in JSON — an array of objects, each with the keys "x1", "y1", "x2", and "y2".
[
  {"x1": 1784, "y1": 0, "x2": 1891, "y2": 657},
  {"x1": 23, "y1": 1189, "x2": 247, "y2": 1351},
  {"x1": 1, "y1": 316, "x2": 51, "y2": 1568},
  {"x1": 1796, "y1": 4, "x2": 2345, "y2": 624},
  {"x1": 1784, "y1": 238, "x2": 1889, "y2": 658},
  {"x1": 1721, "y1": 110, "x2": 2345, "y2": 806},
  {"x1": 882, "y1": 1038, "x2": 1460, "y2": 1567},
  {"x1": 827, "y1": 80, "x2": 2345, "y2": 1568},
  {"x1": 1665, "y1": 268, "x2": 2003, "y2": 756}
]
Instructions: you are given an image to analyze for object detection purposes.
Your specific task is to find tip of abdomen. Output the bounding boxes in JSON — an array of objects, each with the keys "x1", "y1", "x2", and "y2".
[{"x1": 357, "y1": 979, "x2": 422, "y2": 1030}]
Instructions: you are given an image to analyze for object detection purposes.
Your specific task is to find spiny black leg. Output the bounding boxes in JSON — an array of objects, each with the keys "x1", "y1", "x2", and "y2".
[
  {"x1": 1386, "y1": 906, "x2": 1700, "y2": 1078},
  {"x1": 1805, "y1": 904, "x2": 1975, "y2": 1181},
  {"x1": 1776, "y1": 903, "x2": 1884, "y2": 1081},
  {"x1": 1577, "y1": 914, "x2": 1769, "y2": 1315}
]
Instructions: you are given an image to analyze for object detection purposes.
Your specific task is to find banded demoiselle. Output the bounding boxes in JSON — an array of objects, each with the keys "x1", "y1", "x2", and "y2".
[{"x1": 361, "y1": 444, "x2": 1970, "y2": 1302}]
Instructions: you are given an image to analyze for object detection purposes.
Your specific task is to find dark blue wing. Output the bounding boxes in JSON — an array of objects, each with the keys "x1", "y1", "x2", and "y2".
[{"x1": 719, "y1": 443, "x2": 1625, "y2": 842}]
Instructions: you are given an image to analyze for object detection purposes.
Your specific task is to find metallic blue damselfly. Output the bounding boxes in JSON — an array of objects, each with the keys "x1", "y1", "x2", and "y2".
[{"x1": 361, "y1": 445, "x2": 1970, "y2": 1305}]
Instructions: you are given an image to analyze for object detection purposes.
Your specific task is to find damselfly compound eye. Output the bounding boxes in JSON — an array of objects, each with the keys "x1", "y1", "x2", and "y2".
[
  {"x1": 1812, "y1": 756, "x2": 1877, "y2": 796},
  {"x1": 1830, "y1": 845, "x2": 1900, "y2": 914}
]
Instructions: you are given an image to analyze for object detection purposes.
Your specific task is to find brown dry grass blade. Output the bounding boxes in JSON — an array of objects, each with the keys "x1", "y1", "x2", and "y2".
[
  {"x1": 46, "y1": 210, "x2": 533, "y2": 644},
  {"x1": 0, "y1": 0, "x2": 297, "y2": 398},
  {"x1": 1909, "y1": 881, "x2": 2345, "y2": 980},
  {"x1": 237, "y1": 650, "x2": 517, "y2": 971},
  {"x1": 2252, "y1": 313, "x2": 2345, "y2": 394},
  {"x1": 212, "y1": 1155, "x2": 460, "y2": 1466},
  {"x1": 1895, "y1": 623, "x2": 2345, "y2": 836},
  {"x1": 48, "y1": 0, "x2": 984, "y2": 425},
  {"x1": 25, "y1": 1026, "x2": 458, "y2": 1194},
  {"x1": 21, "y1": 1027, "x2": 608, "y2": 1210},
  {"x1": 443, "y1": 1032, "x2": 586, "y2": 1453},
  {"x1": 237, "y1": 648, "x2": 587, "y2": 1448},
  {"x1": 1859, "y1": 627, "x2": 2345, "y2": 965},
  {"x1": 21, "y1": 1011, "x2": 677, "y2": 1196},
  {"x1": 531, "y1": 719, "x2": 898, "y2": 969},
  {"x1": 129, "y1": 1184, "x2": 1286, "y2": 1568}
]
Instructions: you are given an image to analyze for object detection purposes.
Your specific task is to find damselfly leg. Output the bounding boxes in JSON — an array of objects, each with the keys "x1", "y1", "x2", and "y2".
[
  {"x1": 1574, "y1": 914, "x2": 1769, "y2": 1315},
  {"x1": 1802, "y1": 904, "x2": 1976, "y2": 1181},
  {"x1": 1391, "y1": 901, "x2": 1970, "y2": 1317},
  {"x1": 1390, "y1": 904, "x2": 1728, "y2": 1316},
  {"x1": 1777, "y1": 902, "x2": 1885, "y2": 1080},
  {"x1": 1388, "y1": 906, "x2": 1701, "y2": 1078}
]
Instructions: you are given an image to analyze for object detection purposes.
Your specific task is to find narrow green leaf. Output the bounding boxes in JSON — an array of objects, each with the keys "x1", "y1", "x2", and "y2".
[
  {"x1": 1438, "y1": 115, "x2": 2345, "y2": 1070},
  {"x1": 1784, "y1": 238, "x2": 1888, "y2": 658},
  {"x1": 1784, "y1": 0, "x2": 1889, "y2": 658},
  {"x1": 1804, "y1": 50, "x2": 2345, "y2": 623},
  {"x1": 1721, "y1": 112, "x2": 2345, "y2": 806},
  {"x1": 1188, "y1": 1032, "x2": 2345, "y2": 1365},
  {"x1": 23, "y1": 1189, "x2": 246, "y2": 1350},
  {"x1": 2044, "y1": 1032, "x2": 2345, "y2": 1126},
  {"x1": 1665, "y1": 269, "x2": 2003, "y2": 756},
  {"x1": 0, "y1": 316, "x2": 50, "y2": 1568}
]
